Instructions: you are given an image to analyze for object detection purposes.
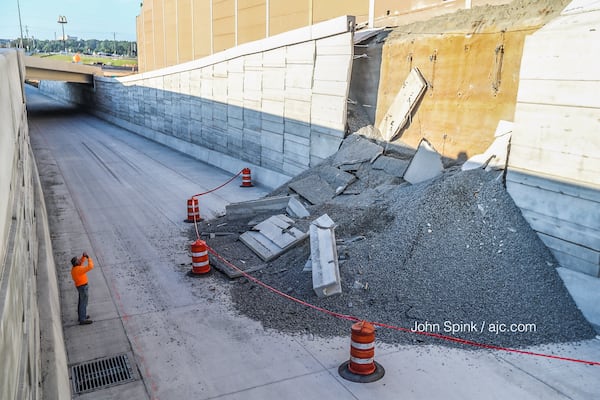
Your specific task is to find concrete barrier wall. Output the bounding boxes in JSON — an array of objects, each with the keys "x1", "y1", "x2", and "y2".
[
  {"x1": 40, "y1": 16, "x2": 355, "y2": 189},
  {"x1": 0, "y1": 49, "x2": 70, "y2": 399},
  {"x1": 507, "y1": 1, "x2": 600, "y2": 277}
]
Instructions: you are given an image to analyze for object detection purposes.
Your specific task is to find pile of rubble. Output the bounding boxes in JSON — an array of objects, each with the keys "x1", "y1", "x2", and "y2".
[{"x1": 195, "y1": 133, "x2": 596, "y2": 348}]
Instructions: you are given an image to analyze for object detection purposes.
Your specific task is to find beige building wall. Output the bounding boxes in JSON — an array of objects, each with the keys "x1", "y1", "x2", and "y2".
[
  {"x1": 238, "y1": 0, "x2": 266, "y2": 44},
  {"x1": 136, "y1": 0, "x2": 502, "y2": 73}
]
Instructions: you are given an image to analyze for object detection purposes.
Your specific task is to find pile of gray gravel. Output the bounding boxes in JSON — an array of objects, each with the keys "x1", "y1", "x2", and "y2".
[{"x1": 198, "y1": 164, "x2": 595, "y2": 349}]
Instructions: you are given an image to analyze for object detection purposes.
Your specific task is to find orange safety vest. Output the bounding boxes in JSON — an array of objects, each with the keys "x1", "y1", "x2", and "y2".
[{"x1": 71, "y1": 257, "x2": 94, "y2": 287}]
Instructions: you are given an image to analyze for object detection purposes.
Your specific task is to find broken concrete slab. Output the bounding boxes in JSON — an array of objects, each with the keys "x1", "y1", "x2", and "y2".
[
  {"x1": 240, "y1": 214, "x2": 308, "y2": 261},
  {"x1": 332, "y1": 134, "x2": 383, "y2": 167},
  {"x1": 286, "y1": 196, "x2": 310, "y2": 219},
  {"x1": 318, "y1": 165, "x2": 357, "y2": 194},
  {"x1": 378, "y1": 67, "x2": 428, "y2": 142},
  {"x1": 209, "y1": 253, "x2": 267, "y2": 279},
  {"x1": 338, "y1": 162, "x2": 363, "y2": 172},
  {"x1": 354, "y1": 125, "x2": 383, "y2": 141},
  {"x1": 289, "y1": 174, "x2": 336, "y2": 205},
  {"x1": 226, "y1": 195, "x2": 299, "y2": 220},
  {"x1": 310, "y1": 214, "x2": 342, "y2": 298},
  {"x1": 462, "y1": 120, "x2": 513, "y2": 172},
  {"x1": 303, "y1": 258, "x2": 312, "y2": 272},
  {"x1": 372, "y1": 155, "x2": 410, "y2": 177},
  {"x1": 403, "y1": 138, "x2": 444, "y2": 184}
]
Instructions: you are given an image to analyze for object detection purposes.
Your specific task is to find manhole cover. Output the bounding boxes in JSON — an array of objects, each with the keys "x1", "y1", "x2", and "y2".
[{"x1": 71, "y1": 353, "x2": 135, "y2": 394}]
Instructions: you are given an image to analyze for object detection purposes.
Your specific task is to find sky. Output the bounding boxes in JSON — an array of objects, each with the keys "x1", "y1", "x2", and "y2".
[{"x1": 0, "y1": 0, "x2": 141, "y2": 41}]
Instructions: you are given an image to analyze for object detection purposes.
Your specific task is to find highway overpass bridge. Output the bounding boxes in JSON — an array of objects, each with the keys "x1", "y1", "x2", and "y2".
[{"x1": 23, "y1": 54, "x2": 101, "y2": 84}]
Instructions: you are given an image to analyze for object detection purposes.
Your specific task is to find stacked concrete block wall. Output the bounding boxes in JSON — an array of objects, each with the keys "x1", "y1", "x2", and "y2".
[
  {"x1": 0, "y1": 50, "x2": 70, "y2": 399},
  {"x1": 40, "y1": 16, "x2": 355, "y2": 189},
  {"x1": 507, "y1": 1, "x2": 600, "y2": 277}
]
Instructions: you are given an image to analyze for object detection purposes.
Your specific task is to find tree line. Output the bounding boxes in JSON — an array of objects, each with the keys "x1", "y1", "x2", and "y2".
[{"x1": 4, "y1": 38, "x2": 137, "y2": 57}]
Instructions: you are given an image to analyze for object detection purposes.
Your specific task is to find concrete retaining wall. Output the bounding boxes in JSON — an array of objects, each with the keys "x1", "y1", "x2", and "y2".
[
  {"x1": 0, "y1": 49, "x2": 70, "y2": 399},
  {"x1": 40, "y1": 16, "x2": 355, "y2": 189},
  {"x1": 507, "y1": 1, "x2": 600, "y2": 277}
]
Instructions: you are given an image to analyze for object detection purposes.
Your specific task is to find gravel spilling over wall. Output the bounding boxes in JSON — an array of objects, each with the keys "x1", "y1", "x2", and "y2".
[{"x1": 200, "y1": 167, "x2": 596, "y2": 349}]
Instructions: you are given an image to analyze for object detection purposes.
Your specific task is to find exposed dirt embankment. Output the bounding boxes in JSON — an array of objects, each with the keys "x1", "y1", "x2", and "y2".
[{"x1": 375, "y1": 0, "x2": 571, "y2": 161}]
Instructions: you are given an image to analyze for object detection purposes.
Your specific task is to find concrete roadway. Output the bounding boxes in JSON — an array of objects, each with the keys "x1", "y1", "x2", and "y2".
[{"x1": 27, "y1": 86, "x2": 600, "y2": 399}]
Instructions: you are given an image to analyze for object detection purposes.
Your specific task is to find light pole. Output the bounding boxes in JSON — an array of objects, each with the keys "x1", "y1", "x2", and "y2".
[
  {"x1": 57, "y1": 15, "x2": 67, "y2": 53},
  {"x1": 17, "y1": 0, "x2": 24, "y2": 48}
]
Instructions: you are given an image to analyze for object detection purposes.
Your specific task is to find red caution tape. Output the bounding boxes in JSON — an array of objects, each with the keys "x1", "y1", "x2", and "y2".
[
  {"x1": 192, "y1": 169, "x2": 243, "y2": 198},
  {"x1": 205, "y1": 245, "x2": 600, "y2": 367}
]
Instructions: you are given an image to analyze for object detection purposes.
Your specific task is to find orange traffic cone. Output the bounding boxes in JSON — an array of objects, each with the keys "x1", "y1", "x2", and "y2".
[
  {"x1": 338, "y1": 321, "x2": 385, "y2": 383},
  {"x1": 189, "y1": 239, "x2": 211, "y2": 275},
  {"x1": 240, "y1": 168, "x2": 253, "y2": 187}
]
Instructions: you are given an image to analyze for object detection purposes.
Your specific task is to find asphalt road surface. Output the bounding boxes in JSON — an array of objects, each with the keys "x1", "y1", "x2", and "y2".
[{"x1": 27, "y1": 86, "x2": 600, "y2": 399}]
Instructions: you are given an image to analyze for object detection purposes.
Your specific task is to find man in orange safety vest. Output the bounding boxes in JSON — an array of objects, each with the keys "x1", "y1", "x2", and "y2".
[{"x1": 71, "y1": 252, "x2": 94, "y2": 325}]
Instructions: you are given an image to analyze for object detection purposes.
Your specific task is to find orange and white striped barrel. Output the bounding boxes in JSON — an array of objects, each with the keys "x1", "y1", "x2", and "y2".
[
  {"x1": 240, "y1": 168, "x2": 253, "y2": 187},
  {"x1": 348, "y1": 321, "x2": 377, "y2": 375},
  {"x1": 338, "y1": 320, "x2": 384, "y2": 382},
  {"x1": 190, "y1": 239, "x2": 210, "y2": 274},
  {"x1": 185, "y1": 197, "x2": 201, "y2": 222}
]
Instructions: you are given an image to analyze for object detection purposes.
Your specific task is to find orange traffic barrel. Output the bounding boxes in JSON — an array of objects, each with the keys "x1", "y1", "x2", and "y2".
[
  {"x1": 240, "y1": 168, "x2": 253, "y2": 187},
  {"x1": 185, "y1": 197, "x2": 201, "y2": 223},
  {"x1": 189, "y1": 239, "x2": 211, "y2": 275},
  {"x1": 338, "y1": 321, "x2": 385, "y2": 383}
]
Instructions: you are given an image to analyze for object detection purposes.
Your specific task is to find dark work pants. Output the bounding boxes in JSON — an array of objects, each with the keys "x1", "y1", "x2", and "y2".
[{"x1": 77, "y1": 284, "x2": 88, "y2": 322}]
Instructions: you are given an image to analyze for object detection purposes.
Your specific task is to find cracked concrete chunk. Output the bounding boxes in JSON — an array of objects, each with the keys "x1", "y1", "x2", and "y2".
[
  {"x1": 462, "y1": 120, "x2": 513, "y2": 172},
  {"x1": 226, "y1": 195, "x2": 298, "y2": 220},
  {"x1": 332, "y1": 134, "x2": 383, "y2": 167},
  {"x1": 240, "y1": 214, "x2": 308, "y2": 261},
  {"x1": 318, "y1": 165, "x2": 357, "y2": 193},
  {"x1": 403, "y1": 138, "x2": 443, "y2": 184},
  {"x1": 288, "y1": 174, "x2": 336, "y2": 205},
  {"x1": 310, "y1": 214, "x2": 341, "y2": 298},
  {"x1": 372, "y1": 155, "x2": 410, "y2": 177},
  {"x1": 378, "y1": 67, "x2": 428, "y2": 142},
  {"x1": 286, "y1": 196, "x2": 310, "y2": 218}
]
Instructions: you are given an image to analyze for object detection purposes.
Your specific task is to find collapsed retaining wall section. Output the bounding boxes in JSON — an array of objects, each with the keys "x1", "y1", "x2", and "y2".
[
  {"x1": 40, "y1": 16, "x2": 355, "y2": 189},
  {"x1": 0, "y1": 50, "x2": 70, "y2": 399},
  {"x1": 507, "y1": 1, "x2": 600, "y2": 277}
]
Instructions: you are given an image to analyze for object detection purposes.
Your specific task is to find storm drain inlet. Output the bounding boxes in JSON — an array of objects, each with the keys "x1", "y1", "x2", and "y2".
[{"x1": 71, "y1": 353, "x2": 134, "y2": 394}]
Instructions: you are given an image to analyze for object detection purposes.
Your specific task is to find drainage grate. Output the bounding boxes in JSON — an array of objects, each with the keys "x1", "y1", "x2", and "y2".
[{"x1": 71, "y1": 353, "x2": 135, "y2": 394}]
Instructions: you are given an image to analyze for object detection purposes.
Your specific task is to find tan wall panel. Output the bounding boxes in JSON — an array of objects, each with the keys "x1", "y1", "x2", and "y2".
[
  {"x1": 152, "y1": 0, "x2": 166, "y2": 70},
  {"x1": 165, "y1": 0, "x2": 178, "y2": 66},
  {"x1": 213, "y1": 0, "x2": 236, "y2": 52},
  {"x1": 142, "y1": 9, "x2": 154, "y2": 72},
  {"x1": 374, "y1": 0, "x2": 436, "y2": 16},
  {"x1": 136, "y1": 14, "x2": 144, "y2": 72},
  {"x1": 313, "y1": 0, "x2": 368, "y2": 24},
  {"x1": 269, "y1": 0, "x2": 310, "y2": 36},
  {"x1": 238, "y1": 0, "x2": 266, "y2": 45},
  {"x1": 178, "y1": 0, "x2": 194, "y2": 63},
  {"x1": 192, "y1": 0, "x2": 212, "y2": 59}
]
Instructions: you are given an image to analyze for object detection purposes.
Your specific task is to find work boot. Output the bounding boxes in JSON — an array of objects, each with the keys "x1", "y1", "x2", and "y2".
[{"x1": 79, "y1": 320, "x2": 93, "y2": 325}]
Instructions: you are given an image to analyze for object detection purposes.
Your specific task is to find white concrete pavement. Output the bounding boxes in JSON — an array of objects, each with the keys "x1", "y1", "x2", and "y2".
[{"x1": 27, "y1": 86, "x2": 600, "y2": 399}]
